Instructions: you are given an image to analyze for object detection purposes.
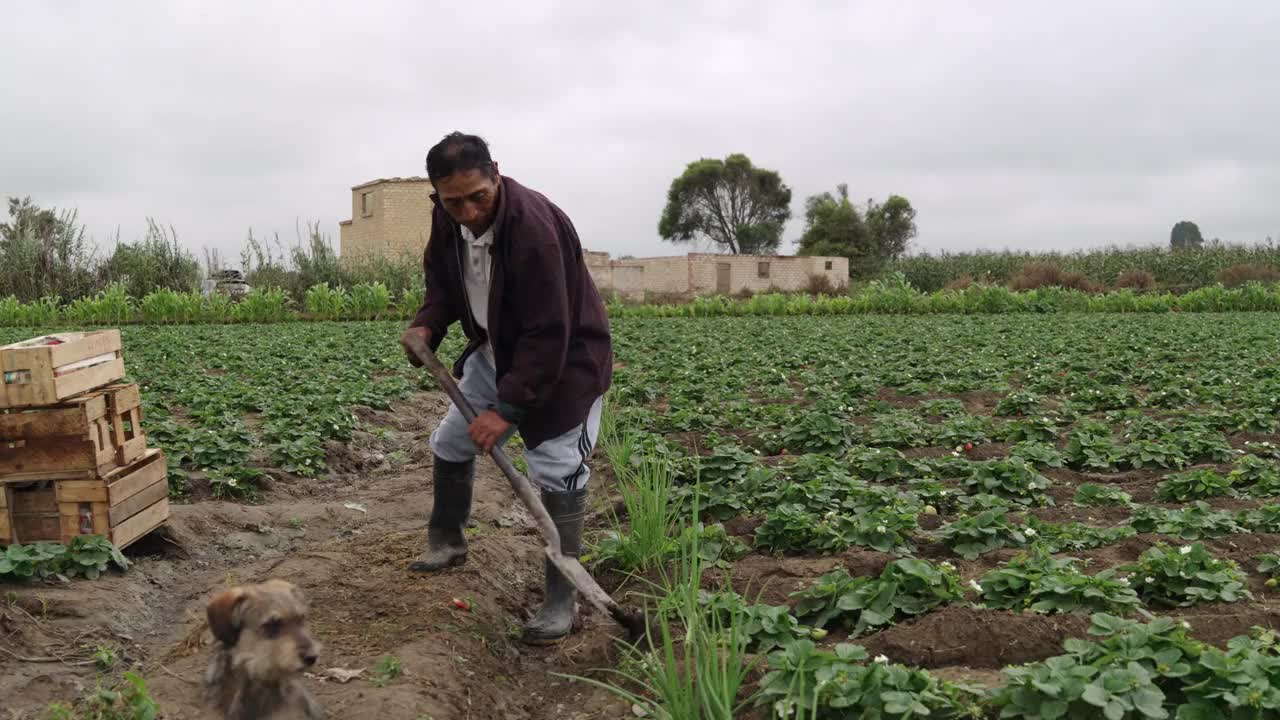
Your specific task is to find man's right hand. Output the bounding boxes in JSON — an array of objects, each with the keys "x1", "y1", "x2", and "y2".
[{"x1": 400, "y1": 326, "x2": 432, "y2": 367}]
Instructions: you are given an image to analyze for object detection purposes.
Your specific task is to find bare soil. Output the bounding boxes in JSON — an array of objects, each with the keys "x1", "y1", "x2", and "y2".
[{"x1": 0, "y1": 392, "x2": 629, "y2": 719}]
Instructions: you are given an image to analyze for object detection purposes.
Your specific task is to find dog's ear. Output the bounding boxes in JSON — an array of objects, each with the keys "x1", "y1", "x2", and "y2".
[{"x1": 207, "y1": 587, "x2": 248, "y2": 645}]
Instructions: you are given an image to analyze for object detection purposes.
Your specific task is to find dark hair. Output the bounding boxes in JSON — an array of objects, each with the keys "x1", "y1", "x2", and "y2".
[{"x1": 425, "y1": 132, "x2": 495, "y2": 182}]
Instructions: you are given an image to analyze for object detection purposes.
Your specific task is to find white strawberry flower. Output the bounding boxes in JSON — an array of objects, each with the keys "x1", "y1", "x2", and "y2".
[
  {"x1": 875, "y1": 525, "x2": 887, "y2": 534},
  {"x1": 874, "y1": 654, "x2": 890, "y2": 664},
  {"x1": 1145, "y1": 577, "x2": 1156, "y2": 583},
  {"x1": 1180, "y1": 545, "x2": 1193, "y2": 555},
  {"x1": 1024, "y1": 528, "x2": 1037, "y2": 537},
  {"x1": 969, "y1": 580, "x2": 983, "y2": 593}
]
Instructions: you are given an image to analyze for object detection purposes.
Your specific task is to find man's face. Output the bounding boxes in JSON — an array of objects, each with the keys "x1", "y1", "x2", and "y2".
[{"x1": 434, "y1": 167, "x2": 501, "y2": 234}]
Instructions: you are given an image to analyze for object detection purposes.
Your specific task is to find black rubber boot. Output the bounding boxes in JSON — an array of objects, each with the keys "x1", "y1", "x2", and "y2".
[
  {"x1": 522, "y1": 487, "x2": 587, "y2": 644},
  {"x1": 408, "y1": 456, "x2": 475, "y2": 572}
]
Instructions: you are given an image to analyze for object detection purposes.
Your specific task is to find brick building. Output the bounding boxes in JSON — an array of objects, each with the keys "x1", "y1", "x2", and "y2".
[
  {"x1": 339, "y1": 177, "x2": 434, "y2": 261},
  {"x1": 588, "y1": 252, "x2": 849, "y2": 301}
]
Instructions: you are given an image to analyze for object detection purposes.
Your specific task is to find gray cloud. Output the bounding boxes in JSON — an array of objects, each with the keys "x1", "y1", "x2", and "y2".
[{"x1": 1, "y1": 0, "x2": 1277, "y2": 263}]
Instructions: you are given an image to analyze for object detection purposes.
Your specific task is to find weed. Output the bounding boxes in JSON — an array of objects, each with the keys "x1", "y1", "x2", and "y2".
[{"x1": 371, "y1": 655, "x2": 402, "y2": 687}]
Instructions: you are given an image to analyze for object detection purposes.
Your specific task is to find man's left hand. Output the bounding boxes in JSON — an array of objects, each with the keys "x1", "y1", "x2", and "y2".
[{"x1": 469, "y1": 410, "x2": 512, "y2": 453}]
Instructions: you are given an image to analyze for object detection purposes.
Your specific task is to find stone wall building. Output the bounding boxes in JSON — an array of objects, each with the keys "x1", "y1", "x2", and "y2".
[
  {"x1": 589, "y1": 252, "x2": 849, "y2": 301},
  {"x1": 339, "y1": 177, "x2": 434, "y2": 261},
  {"x1": 338, "y1": 177, "x2": 848, "y2": 300}
]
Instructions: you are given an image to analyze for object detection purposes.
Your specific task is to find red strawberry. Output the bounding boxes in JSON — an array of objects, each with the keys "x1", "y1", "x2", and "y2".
[{"x1": 452, "y1": 598, "x2": 470, "y2": 611}]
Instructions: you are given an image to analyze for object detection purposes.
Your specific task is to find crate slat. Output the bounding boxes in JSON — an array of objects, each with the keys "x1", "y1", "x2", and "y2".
[
  {"x1": 107, "y1": 478, "x2": 168, "y2": 526},
  {"x1": 0, "y1": 393, "x2": 109, "y2": 437},
  {"x1": 0, "y1": 486, "x2": 10, "y2": 543},
  {"x1": 110, "y1": 497, "x2": 169, "y2": 549},
  {"x1": 1, "y1": 330, "x2": 124, "y2": 408},
  {"x1": 13, "y1": 514, "x2": 60, "y2": 543},
  {"x1": 11, "y1": 485, "x2": 56, "y2": 514},
  {"x1": 55, "y1": 449, "x2": 165, "y2": 504},
  {"x1": 0, "y1": 384, "x2": 147, "y2": 482}
]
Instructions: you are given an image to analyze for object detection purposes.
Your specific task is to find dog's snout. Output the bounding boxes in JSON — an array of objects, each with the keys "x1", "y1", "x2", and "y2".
[{"x1": 302, "y1": 652, "x2": 318, "y2": 667}]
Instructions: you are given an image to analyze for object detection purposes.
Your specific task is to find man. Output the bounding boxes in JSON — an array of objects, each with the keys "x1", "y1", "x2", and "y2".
[{"x1": 400, "y1": 132, "x2": 613, "y2": 645}]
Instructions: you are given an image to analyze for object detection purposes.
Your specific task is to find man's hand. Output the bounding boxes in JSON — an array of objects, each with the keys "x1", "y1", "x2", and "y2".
[
  {"x1": 400, "y1": 326, "x2": 432, "y2": 367},
  {"x1": 469, "y1": 410, "x2": 511, "y2": 454}
]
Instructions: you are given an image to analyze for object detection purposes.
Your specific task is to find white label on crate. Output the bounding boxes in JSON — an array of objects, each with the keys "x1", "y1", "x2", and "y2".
[{"x1": 3, "y1": 370, "x2": 32, "y2": 385}]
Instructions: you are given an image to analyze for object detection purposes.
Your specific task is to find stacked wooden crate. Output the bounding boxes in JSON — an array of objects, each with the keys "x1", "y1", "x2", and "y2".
[{"x1": 0, "y1": 330, "x2": 169, "y2": 549}]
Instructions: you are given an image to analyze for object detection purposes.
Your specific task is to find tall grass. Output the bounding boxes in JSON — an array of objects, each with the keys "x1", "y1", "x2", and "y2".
[
  {"x1": 98, "y1": 219, "x2": 201, "y2": 299},
  {"x1": 609, "y1": 278, "x2": 1280, "y2": 318},
  {"x1": 888, "y1": 242, "x2": 1280, "y2": 292},
  {"x1": 566, "y1": 469, "x2": 756, "y2": 719},
  {"x1": 0, "y1": 199, "x2": 97, "y2": 302},
  {"x1": 597, "y1": 430, "x2": 681, "y2": 573}
]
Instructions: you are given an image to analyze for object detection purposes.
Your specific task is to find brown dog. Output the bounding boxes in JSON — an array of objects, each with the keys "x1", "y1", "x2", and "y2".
[{"x1": 204, "y1": 579, "x2": 323, "y2": 720}]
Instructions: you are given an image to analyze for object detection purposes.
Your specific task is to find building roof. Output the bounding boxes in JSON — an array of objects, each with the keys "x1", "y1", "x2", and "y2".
[{"x1": 351, "y1": 176, "x2": 434, "y2": 191}]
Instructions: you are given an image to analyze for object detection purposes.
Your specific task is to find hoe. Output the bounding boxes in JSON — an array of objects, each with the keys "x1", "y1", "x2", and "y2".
[{"x1": 404, "y1": 335, "x2": 647, "y2": 641}]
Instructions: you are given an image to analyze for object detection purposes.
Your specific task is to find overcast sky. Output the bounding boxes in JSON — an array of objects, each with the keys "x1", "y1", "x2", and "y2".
[{"x1": 2, "y1": 1, "x2": 1278, "y2": 264}]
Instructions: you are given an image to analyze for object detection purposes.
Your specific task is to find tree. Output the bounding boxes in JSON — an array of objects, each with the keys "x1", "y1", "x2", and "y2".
[
  {"x1": 795, "y1": 185, "x2": 917, "y2": 279},
  {"x1": 864, "y1": 194, "x2": 917, "y2": 263},
  {"x1": 1170, "y1": 221, "x2": 1204, "y2": 251},
  {"x1": 658, "y1": 154, "x2": 792, "y2": 255}
]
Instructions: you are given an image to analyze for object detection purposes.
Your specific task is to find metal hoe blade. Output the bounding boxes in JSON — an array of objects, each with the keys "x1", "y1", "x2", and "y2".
[{"x1": 404, "y1": 336, "x2": 645, "y2": 640}]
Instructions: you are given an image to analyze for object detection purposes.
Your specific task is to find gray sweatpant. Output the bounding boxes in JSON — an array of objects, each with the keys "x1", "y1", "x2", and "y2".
[{"x1": 429, "y1": 349, "x2": 603, "y2": 493}]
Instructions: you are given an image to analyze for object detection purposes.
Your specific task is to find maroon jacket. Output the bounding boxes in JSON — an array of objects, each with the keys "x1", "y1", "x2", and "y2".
[{"x1": 411, "y1": 176, "x2": 613, "y2": 449}]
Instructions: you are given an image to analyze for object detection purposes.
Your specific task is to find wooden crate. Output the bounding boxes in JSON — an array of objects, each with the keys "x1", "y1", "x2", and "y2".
[
  {"x1": 6, "y1": 482, "x2": 62, "y2": 544},
  {"x1": 56, "y1": 448, "x2": 169, "y2": 548},
  {"x1": 0, "y1": 383, "x2": 147, "y2": 482},
  {"x1": 1, "y1": 330, "x2": 125, "y2": 409}
]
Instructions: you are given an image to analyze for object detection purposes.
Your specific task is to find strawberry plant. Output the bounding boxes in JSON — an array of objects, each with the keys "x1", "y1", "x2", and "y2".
[
  {"x1": 754, "y1": 641, "x2": 983, "y2": 720},
  {"x1": 933, "y1": 415, "x2": 994, "y2": 447},
  {"x1": 977, "y1": 546, "x2": 1140, "y2": 615},
  {"x1": 1257, "y1": 553, "x2": 1280, "y2": 588},
  {"x1": 845, "y1": 446, "x2": 917, "y2": 482},
  {"x1": 960, "y1": 459, "x2": 1053, "y2": 506},
  {"x1": 1230, "y1": 454, "x2": 1280, "y2": 497},
  {"x1": 1129, "y1": 502, "x2": 1247, "y2": 540},
  {"x1": 755, "y1": 499, "x2": 917, "y2": 554},
  {"x1": 918, "y1": 399, "x2": 967, "y2": 417},
  {"x1": 0, "y1": 536, "x2": 129, "y2": 581},
  {"x1": 697, "y1": 591, "x2": 814, "y2": 653},
  {"x1": 996, "y1": 655, "x2": 1166, "y2": 720},
  {"x1": 935, "y1": 506, "x2": 1030, "y2": 559},
  {"x1": 1073, "y1": 483, "x2": 1133, "y2": 507},
  {"x1": 1238, "y1": 504, "x2": 1280, "y2": 533},
  {"x1": 1155, "y1": 468, "x2": 1236, "y2": 502},
  {"x1": 1009, "y1": 440, "x2": 1065, "y2": 468},
  {"x1": 1117, "y1": 438, "x2": 1188, "y2": 470},
  {"x1": 790, "y1": 559, "x2": 964, "y2": 635},
  {"x1": 1023, "y1": 517, "x2": 1137, "y2": 553},
  {"x1": 1064, "y1": 421, "x2": 1122, "y2": 471},
  {"x1": 995, "y1": 390, "x2": 1042, "y2": 417},
  {"x1": 1122, "y1": 542, "x2": 1252, "y2": 608},
  {"x1": 1001, "y1": 415, "x2": 1060, "y2": 444},
  {"x1": 865, "y1": 410, "x2": 929, "y2": 448},
  {"x1": 777, "y1": 411, "x2": 851, "y2": 454},
  {"x1": 208, "y1": 466, "x2": 264, "y2": 501}
]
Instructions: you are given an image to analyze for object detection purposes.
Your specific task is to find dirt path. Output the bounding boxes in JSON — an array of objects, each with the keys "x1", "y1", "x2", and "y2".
[{"x1": 1, "y1": 392, "x2": 628, "y2": 719}]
